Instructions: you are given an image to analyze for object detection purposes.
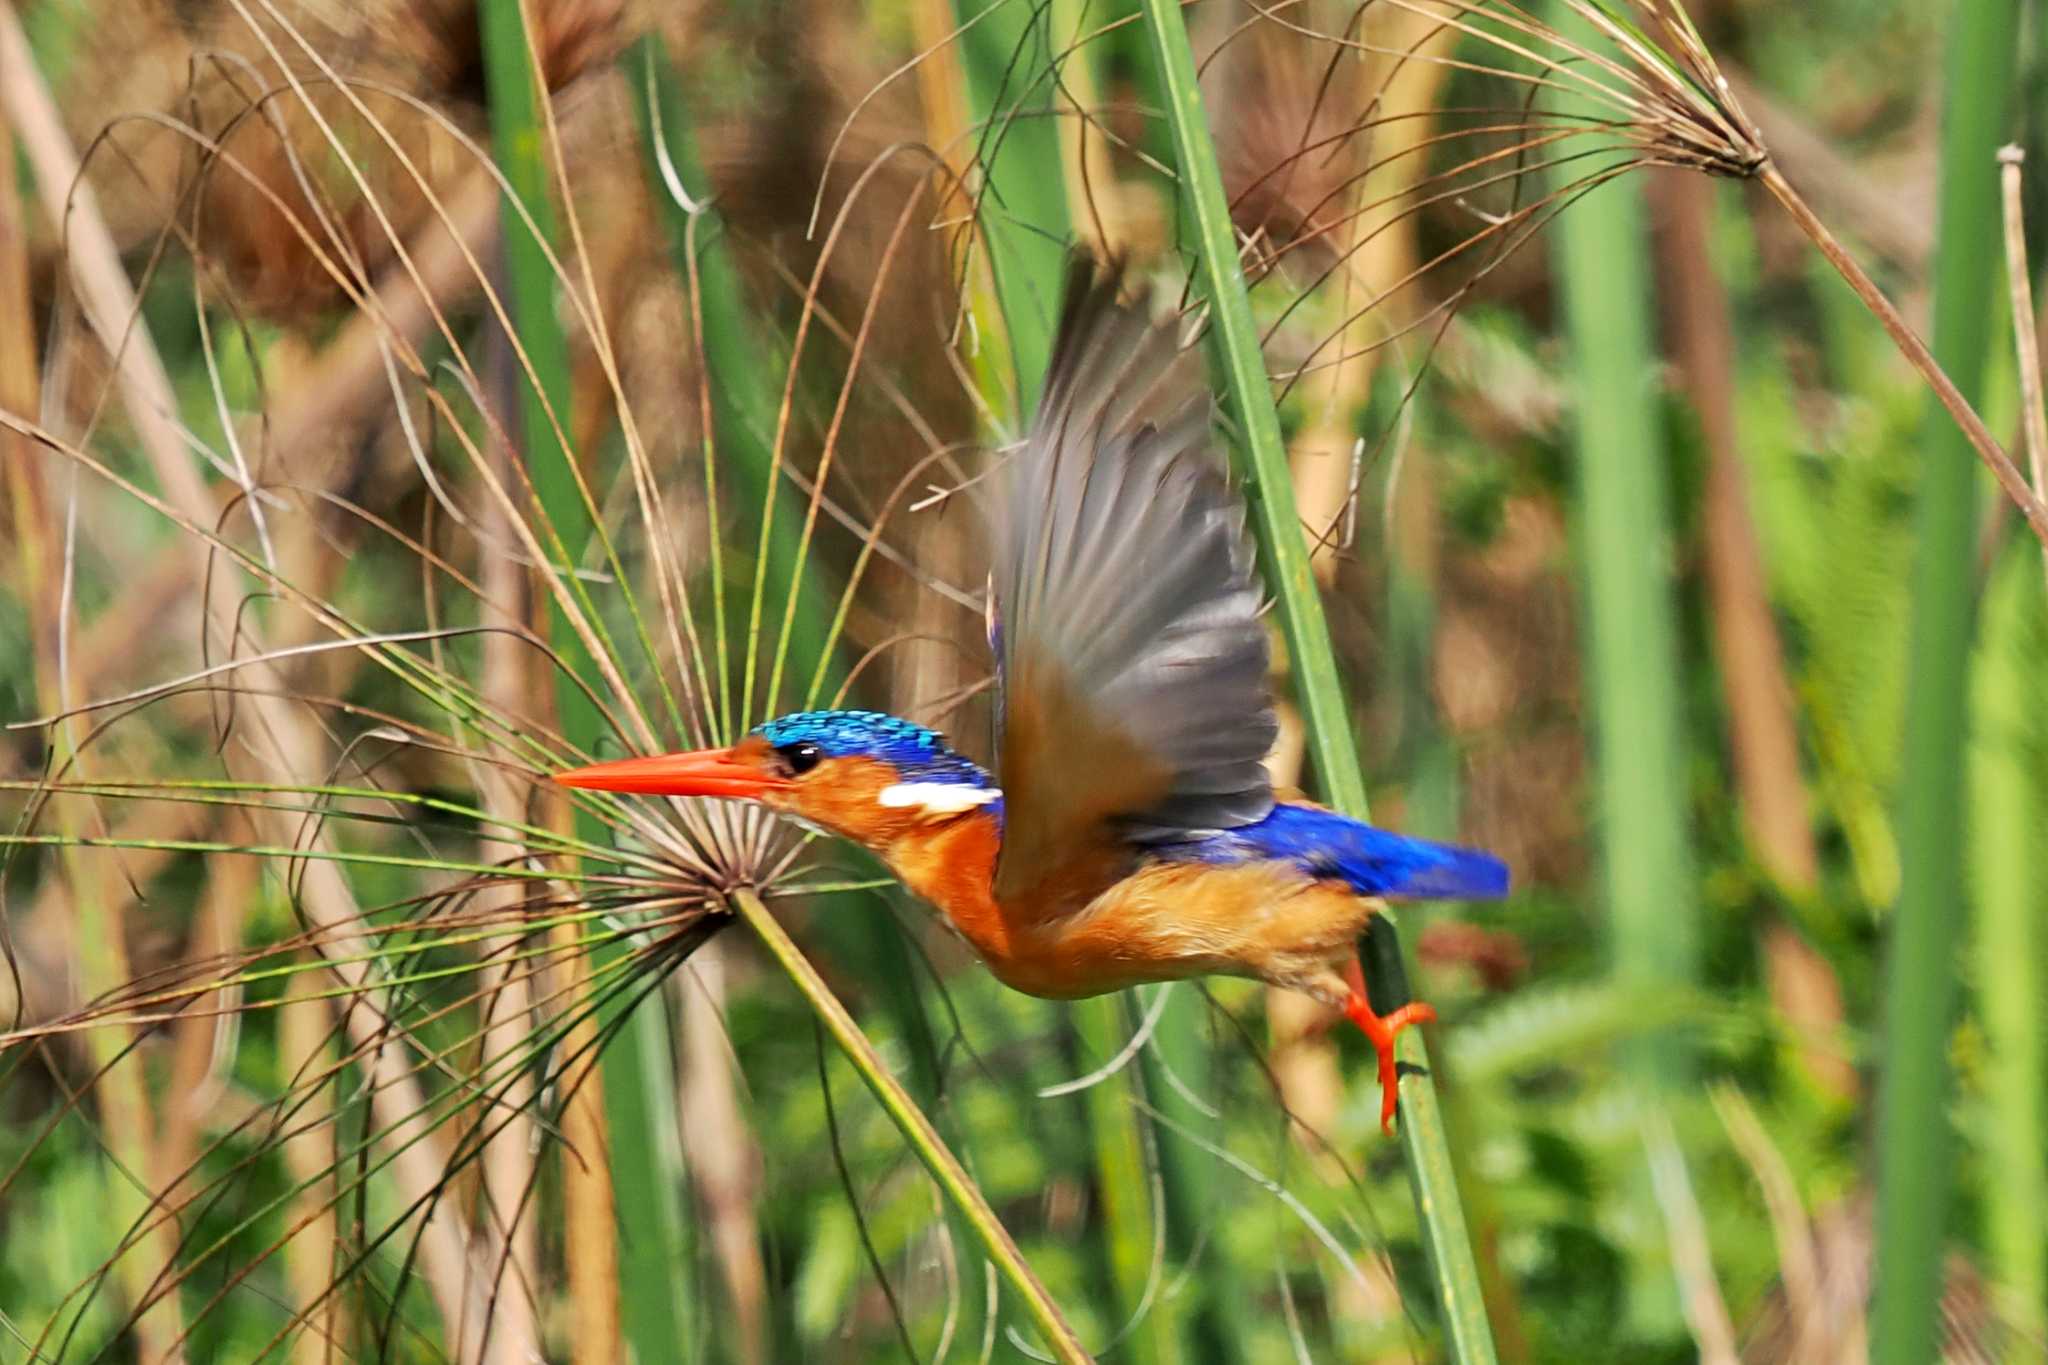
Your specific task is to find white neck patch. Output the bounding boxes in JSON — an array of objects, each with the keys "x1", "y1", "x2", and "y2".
[{"x1": 876, "y1": 782, "x2": 1000, "y2": 815}]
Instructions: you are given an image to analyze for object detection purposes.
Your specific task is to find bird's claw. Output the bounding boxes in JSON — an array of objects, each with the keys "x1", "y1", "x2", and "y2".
[{"x1": 1343, "y1": 993, "x2": 1437, "y2": 1134}]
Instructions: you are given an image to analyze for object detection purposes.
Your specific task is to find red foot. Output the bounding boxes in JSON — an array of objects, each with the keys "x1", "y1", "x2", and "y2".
[{"x1": 1340, "y1": 966, "x2": 1437, "y2": 1134}]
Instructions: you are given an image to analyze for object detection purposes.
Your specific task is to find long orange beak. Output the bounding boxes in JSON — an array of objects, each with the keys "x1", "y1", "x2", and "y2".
[{"x1": 553, "y1": 748, "x2": 788, "y2": 799}]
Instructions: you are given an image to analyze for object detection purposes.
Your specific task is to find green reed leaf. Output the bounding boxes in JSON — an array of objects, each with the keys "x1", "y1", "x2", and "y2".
[
  {"x1": 1136, "y1": 3, "x2": 1497, "y2": 1359},
  {"x1": 1873, "y1": 2, "x2": 2019, "y2": 1358}
]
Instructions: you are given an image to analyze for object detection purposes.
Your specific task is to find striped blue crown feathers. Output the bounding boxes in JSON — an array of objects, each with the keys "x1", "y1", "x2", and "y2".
[{"x1": 751, "y1": 710, "x2": 990, "y2": 787}]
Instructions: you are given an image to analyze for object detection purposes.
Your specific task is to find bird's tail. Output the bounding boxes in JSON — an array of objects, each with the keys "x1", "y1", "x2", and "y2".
[
  {"x1": 1325, "y1": 823, "x2": 1510, "y2": 901},
  {"x1": 1189, "y1": 804, "x2": 1511, "y2": 901},
  {"x1": 1372, "y1": 836, "x2": 1510, "y2": 901}
]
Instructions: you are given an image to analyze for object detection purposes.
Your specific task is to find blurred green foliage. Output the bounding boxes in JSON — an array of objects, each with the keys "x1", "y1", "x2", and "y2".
[{"x1": 0, "y1": 1, "x2": 2043, "y2": 1362}]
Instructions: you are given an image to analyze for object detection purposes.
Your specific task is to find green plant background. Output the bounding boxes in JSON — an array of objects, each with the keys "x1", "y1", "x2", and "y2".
[{"x1": 0, "y1": 1, "x2": 2042, "y2": 1363}]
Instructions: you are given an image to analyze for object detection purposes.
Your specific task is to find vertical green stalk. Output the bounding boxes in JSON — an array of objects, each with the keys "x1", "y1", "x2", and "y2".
[
  {"x1": 953, "y1": 0, "x2": 1073, "y2": 408},
  {"x1": 1968, "y1": 552, "x2": 2046, "y2": 1337},
  {"x1": 1136, "y1": 3, "x2": 1495, "y2": 1359},
  {"x1": 948, "y1": 8, "x2": 1199, "y2": 1350},
  {"x1": 478, "y1": 4, "x2": 694, "y2": 1358},
  {"x1": 1072, "y1": 997, "x2": 1182, "y2": 1365},
  {"x1": 1066, "y1": 22, "x2": 1235, "y2": 1346},
  {"x1": 1548, "y1": 12, "x2": 1698, "y2": 1089},
  {"x1": 476, "y1": 9, "x2": 582, "y2": 707},
  {"x1": 625, "y1": 34, "x2": 841, "y2": 719},
  {"x1": 1135, "y1": 989, "x2": 1242, "y2": 1361},
  {"x1": 1547, "y1": 44, "x2": 1698, "y2": 1333},
  {"x1": 1872, "y1": 3, "x2": 2019, "y2": 1359},
  {"x1": 66, "y1": 858, "x2": 186, "y2": 1357}
]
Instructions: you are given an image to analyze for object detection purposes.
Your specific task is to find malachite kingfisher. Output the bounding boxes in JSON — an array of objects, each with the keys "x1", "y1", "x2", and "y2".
[{"x1": 557, "y1": 260, "x2": 1509, "y2": 1132}]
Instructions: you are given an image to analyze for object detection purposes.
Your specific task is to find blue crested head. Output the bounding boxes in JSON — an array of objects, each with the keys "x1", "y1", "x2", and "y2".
[{"x1": 750, "y1": 710, "x2": 990, "y2": 787}]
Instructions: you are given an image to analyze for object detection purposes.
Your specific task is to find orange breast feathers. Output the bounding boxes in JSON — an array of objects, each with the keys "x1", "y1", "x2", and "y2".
[{"x1": 882, "y1": 816, "x2": 1380, "y2": 1004}]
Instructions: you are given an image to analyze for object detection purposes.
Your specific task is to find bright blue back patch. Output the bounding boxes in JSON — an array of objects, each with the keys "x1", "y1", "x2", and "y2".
[
  {"x1": 1168, "y1": 802, "x2": 1509, "y2": 900},
  {"x1": 752, "y1": 710, "x2": 991, "y2": 787}
]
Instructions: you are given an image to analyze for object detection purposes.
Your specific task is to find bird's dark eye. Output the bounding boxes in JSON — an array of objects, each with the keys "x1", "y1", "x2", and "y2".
[{"x1": 777, "y1": 741, "x2": 825, "y2": 775}]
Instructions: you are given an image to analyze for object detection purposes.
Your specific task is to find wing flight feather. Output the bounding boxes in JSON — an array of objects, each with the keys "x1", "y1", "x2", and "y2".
[{"x1": 990, "y1": 261, "x2": 1277, "y2": 909}]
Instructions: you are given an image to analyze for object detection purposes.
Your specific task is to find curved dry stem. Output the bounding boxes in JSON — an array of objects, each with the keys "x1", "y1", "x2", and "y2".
[{"x1": 1760, "y1": 163, "x2": 2048, "y2": 545}]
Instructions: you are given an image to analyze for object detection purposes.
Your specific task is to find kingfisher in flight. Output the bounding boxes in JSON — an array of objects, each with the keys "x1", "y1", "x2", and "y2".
[{"x1": 557, "y1": 261, "x2": 1508, "y2": 1131}]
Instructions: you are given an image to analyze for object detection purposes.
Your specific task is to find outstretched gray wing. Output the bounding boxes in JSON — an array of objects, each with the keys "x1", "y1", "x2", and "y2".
[{"x1": 989, "y1": 261, "x2": 1276, "y2": 910}]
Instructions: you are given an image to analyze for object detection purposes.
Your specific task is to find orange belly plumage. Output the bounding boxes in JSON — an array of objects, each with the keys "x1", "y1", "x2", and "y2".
[{"x1": 882, "y1": 813, "x2": 1376, "y2": 1004}]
